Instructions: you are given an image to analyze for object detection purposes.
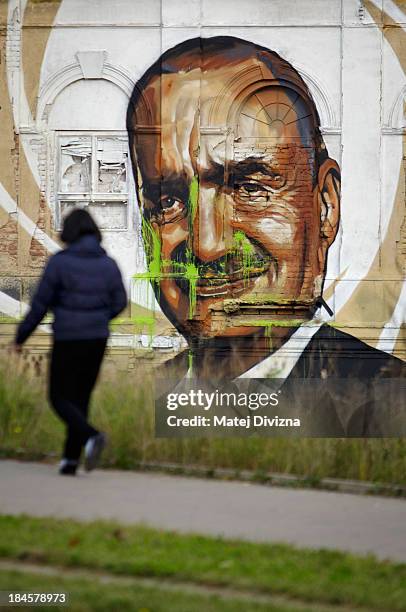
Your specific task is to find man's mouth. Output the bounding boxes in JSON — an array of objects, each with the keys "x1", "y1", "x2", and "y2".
[
  {"x1": 194, "y1": 263, "x2": 270, "y2": 297},
  {"x1": 170, "y1": 260, "x2": 273, "y2": 298},
  {"x1": 168, "y1": 239, "x2": 274, "y2": 298}
]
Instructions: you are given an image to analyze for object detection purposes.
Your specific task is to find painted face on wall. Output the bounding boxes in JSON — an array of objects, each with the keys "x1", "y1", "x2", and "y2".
[{"x1": 129, "y1": 38, "x2": 340, "y2": 339}]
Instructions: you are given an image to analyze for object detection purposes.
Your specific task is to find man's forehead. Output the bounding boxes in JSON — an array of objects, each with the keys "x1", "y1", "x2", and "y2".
[
  {"x1": 141, "y1": 65, "x2": 312, "y2": 129},
  {"x1": 135, "y1": 64, "x2": 315, "y2": 176},
  {"x1": 145, "y1": 55, "x2": 267, "y2": 98},
  {"x1": 145, "y1": 65, "x2": 237, "y2": 123}
]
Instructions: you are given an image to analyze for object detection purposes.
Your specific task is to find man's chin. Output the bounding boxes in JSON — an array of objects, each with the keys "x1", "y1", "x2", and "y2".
[
  {"x1": 164, "y1": 295, "x2": 314, "y2": 341},
  {"x1": 178, "y1": 317, "x2": 303, "y2": 341}
]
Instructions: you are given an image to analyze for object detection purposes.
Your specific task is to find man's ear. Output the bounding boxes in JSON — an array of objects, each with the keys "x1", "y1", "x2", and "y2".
[{"x1": 316, "y1": 158, "x2": 341, "y2": 247}]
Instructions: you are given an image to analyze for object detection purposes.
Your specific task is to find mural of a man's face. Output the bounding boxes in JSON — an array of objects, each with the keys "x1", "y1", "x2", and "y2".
[{"x1": 128, "y1": 38, "x2": 340, "y2": 340}]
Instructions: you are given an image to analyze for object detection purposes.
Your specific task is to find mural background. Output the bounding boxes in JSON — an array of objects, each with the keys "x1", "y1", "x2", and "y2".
[{"x1": 0, "y1": 0, "x2": 404, "y2": 367}]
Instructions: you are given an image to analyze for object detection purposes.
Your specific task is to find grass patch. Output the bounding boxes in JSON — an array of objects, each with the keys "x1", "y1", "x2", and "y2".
[
  {"x1": 1, "y1": 357, "x2": 406, "y2": 485},
  {"x1": 0, "y1": 568, "x2": 295, "y2": 612},
  {"x1": 0, "y1": 515, "x2": 406, "y2": 610}
]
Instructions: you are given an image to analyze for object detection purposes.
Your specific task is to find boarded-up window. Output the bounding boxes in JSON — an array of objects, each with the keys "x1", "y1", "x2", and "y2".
[{"x1": 56, "y1": 134, "x2": 129, "y2": 230}]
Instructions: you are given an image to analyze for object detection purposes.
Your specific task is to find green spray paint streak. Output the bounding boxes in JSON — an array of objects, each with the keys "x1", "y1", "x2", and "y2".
[
  {"x1": 142, "y1": 217, "x2": 162, "y2": 282},
  {"x1": 134, "y1": 177, "x2": 200, "y2": 320},
  {"x1": 168, "y1": 256, "x2": 199, "y2": 319},
  {"x1": 242, "y1": 319, "x2": 309, "y2": 328},
  {"x1": 110, "y1": 314, "x2": 156, "y2": 340},
  {"x1": 185, "y1": 261, "x2": 199, "y2": 318},
  {"x1": 240, "y1": 319, "x2": 309, "y2": 353},
  {"x1": 185, "y1": 176, "x2": 200, "y2": 317},
  {"x1": 132, "y1": 316, "x2": 155, "y2": 337},
  {"x1": 133, "y1": 218, "x2": 163, "y2": 289},
  {"x1": 188, "y1": 175, "x2": 199, "y2": 228},
  {"x1": 232, "y1": 230, "x2": 255, "y2": 284}
]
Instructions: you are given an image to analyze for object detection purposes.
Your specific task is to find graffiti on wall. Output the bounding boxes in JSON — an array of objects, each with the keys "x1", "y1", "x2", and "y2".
[
  {"x1": 127, "y1": 36, "x2": 406, "y2": 382},
  {"x1": 128, "y1": 37, "x2": 340, "y2": 342},
  {"x1": 0, "y1": 1, "x2": 405, "y2": 380}
]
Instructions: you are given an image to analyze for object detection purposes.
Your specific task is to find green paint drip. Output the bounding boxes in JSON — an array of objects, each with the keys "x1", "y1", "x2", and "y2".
[
  {"x1": 134, "y1": 177, "x2": 201, "y2": 320},
  {"x1": 189, "y1": 175, "x2": 199, "y2": 225},
  {"x1": 240, "y1": 319, "x2": 309, "y2": 352},
  {"x1": 184, "y1": 261, "x2": 199, "y2": 318},
  {"x1": 264, "y1": 324, "x2": 273, "y2": 351},
  {"x1": 233, "y1": 230, "x2": 255, "y2": 284},
  {"x1": 242, "y1": 319, "x2": 308, "y2": 328},
  {"x1": 110, "y1": 315, "x2": 156, "y2": 341},
  {"x1": 142, "y1": 218, "x2": 162, "y2": 281},
  {"x1": 185, "y1": 176, "x2": 200, "y2": 317},
  {"x1": 132, "y1": 316, "x2": 155, "y2": 337}
]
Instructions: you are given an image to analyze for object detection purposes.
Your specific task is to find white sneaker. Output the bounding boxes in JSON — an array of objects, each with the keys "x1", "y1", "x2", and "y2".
[
  {"x1": 59, "y1": 459, "x2": 78, "y2": 476},
  {"x1": 84, "y1": 433, "x2": 107, "y2": 471}
]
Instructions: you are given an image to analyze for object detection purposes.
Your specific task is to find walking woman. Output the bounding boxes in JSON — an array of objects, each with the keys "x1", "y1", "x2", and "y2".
[{"x1": 14, "y1": 209, "x2": 127, "y2": 475}]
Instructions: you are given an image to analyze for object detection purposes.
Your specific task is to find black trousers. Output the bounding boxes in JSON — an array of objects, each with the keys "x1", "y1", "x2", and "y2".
[{"x1": 49, "y1": 339, "x2": 107, "y2": 461}]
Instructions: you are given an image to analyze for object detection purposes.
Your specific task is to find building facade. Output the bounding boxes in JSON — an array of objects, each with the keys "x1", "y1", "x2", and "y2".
[{"x1": 0, "y1": 0, "x2": 404, "y2": 368}]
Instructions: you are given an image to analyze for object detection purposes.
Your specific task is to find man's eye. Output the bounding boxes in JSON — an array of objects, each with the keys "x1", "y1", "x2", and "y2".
[
  {"x1": 237, "y1": 182, "x2": 268, "y2": 198},
  {"x1": 241, "y1": 183, "x2": 262, "y2": 194},
  {"x1": 160, "y1": 196, "x2": 182, "y2": 209},
  {"x1": 237, "y1": 175, "x2": 286, "y2": 199},
  {"x1": 155, "y1": 195, "x2": 186, "y2": 224}
]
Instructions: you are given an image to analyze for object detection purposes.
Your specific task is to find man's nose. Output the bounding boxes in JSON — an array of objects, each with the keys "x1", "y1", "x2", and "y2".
[{"x1": 192, "y1": 186, "x2": 231, "y2": 263}]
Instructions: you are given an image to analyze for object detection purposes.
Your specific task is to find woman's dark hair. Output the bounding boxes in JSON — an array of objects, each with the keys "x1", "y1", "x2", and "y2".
[{"x1": 60, "y1": 208, "x2": 102, "y2": 244}]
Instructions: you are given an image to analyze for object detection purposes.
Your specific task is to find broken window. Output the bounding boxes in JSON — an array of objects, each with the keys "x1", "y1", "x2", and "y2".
[
  {"x1": 56, "y1": 134, "x2": 129, "y2": 230},
  {"x1": 96, "y1": 137, "x2": 127, "y2": 194},
  {"x1": 60, "y1": 137, "x2": 92, "y2": 193}
]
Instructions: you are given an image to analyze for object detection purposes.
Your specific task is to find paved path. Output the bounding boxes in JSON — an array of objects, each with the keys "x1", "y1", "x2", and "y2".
[{"x1": 1, "y1": 460, "x2": 405, "y2": 562}]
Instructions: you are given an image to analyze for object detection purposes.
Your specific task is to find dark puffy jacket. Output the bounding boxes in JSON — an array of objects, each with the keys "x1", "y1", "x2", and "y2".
[{"x1": 16, "y1": 235, "x2": 127, "y2": 344}]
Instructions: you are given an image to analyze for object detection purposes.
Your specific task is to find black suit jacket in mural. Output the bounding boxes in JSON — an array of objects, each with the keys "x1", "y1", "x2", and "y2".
[
  {"x1": 284, "y1": 325, "x2": 405, "y2": 436},
  {"x1": 289, "y1": 325, "x2": 405, "y2": 379},
  {"x1": 158, "y1": 326, "x2": 406, "y2": 437}
]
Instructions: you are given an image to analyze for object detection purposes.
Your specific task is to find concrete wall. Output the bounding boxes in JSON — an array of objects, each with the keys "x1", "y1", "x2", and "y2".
[{"x1": 0, "y1": 0, "x2": 404, "y2": 365}]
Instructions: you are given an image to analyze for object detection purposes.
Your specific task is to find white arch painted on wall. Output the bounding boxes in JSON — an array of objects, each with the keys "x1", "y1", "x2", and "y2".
[
  {"x1": 294, "y1": 64, "x2": 339, "y2": 131},
  {"x1": 387, "y1": 85, "x2": 406, "y2": 130},
  {"x1": 36, "y1": 61, "x2": 136, "y2": 129}
]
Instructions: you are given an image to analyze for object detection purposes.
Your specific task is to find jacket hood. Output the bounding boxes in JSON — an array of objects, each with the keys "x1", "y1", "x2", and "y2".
[{"x1": 67, "y1": 234, "x2": 106, "y2": 257}]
